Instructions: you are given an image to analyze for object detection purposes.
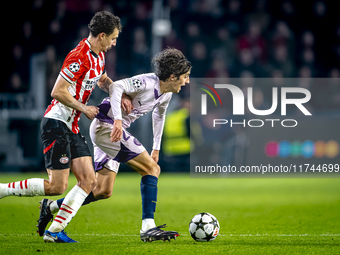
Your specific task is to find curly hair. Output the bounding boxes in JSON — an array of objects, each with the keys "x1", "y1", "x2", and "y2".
[
  {"x1": 152, "y1": 48, "x2": 192, "y2": 81},
  {"x1": 88, "y1": 11, "x2": 122, "y2": 37}
]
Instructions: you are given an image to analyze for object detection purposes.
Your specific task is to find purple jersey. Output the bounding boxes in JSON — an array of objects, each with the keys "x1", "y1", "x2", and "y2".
[{"x1": 96, "y1": 73, "x2": 172, "y2": 150}]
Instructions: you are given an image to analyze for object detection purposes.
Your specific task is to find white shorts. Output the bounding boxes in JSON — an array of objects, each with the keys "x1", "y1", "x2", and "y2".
[{"x1": 90, "y1": 118, "x2": 146, "y2": 173}]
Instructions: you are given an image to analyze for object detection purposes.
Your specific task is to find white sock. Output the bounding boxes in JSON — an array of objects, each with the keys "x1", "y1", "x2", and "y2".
[
  {"x1": 49, "y1": 200, "x2": 60, "y2": 214},
  {"x1": 142, "y1": 218, "x2": 156, "y2": 232},
  {"x1": 48, "y1": 185, "x2": 88, "y2": 233},
  {"x1": 4, "y1": 178, "x2": 45, "y2": 197}
]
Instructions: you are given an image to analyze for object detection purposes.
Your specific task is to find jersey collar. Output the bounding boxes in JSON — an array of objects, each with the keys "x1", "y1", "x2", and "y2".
[{"x1": 85, "y1": 39, "x2": 99, "y2": 58}]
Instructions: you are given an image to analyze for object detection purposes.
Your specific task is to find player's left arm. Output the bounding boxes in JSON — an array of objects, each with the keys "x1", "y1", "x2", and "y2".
[
  {"x1": 108, "y1": 78, "x2": 136, "y2": 142},
  {"x1": 151, "y1": 95, "x2": 172, "y2": 163}
]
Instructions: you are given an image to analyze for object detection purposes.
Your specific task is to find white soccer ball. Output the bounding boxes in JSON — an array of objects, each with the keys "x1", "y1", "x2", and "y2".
[{"x1": 189, "y1": 212, "x2": 220, "y2": 242}]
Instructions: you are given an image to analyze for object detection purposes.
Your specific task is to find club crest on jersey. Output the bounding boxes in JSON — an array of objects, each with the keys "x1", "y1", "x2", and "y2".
[
  {"x1": 69, "y1": 62, "x2": 80, "y2": 72},
  {"x1": 59, "y1": 156, "x2": 69, "y2": 164}
]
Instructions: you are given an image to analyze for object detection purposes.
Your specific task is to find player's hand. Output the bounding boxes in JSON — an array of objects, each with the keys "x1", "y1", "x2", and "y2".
[
  {"x1": 110, "y1": 119, "x2": 123, "y2": 142},
  {"x1": 84, "y1": 106, "x2": 99, "y2": 120},
  {"x1": 121, "y1": 93, "x2": 134, "y2": 114},
  {"x1": 151, "y1": 150, "x2": 160, "y2": 163}
]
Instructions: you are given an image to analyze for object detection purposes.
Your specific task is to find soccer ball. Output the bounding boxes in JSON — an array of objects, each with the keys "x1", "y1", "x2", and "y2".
[{"x1": 189, "y1": 212, "x2": 220, "y2": 242}]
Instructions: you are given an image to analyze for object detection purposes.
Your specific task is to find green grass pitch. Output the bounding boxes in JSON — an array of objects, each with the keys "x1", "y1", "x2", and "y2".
[{"x1": 0, "y1": 173, "x2": 340, "y2": 254}]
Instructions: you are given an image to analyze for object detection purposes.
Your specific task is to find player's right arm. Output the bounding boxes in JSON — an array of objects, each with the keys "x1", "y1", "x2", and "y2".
[
  {"x1": 108, "y1": 82, "x2": 125, "y2": 142},
  {"x1": 51, "y1": 75, "x2": 99, "y2": 120},
  {"x1": 108, "y1": 78, "x2": 139, "y2": 142}
]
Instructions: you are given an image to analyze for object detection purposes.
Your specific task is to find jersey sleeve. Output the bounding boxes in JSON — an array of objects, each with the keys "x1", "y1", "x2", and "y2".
[
  {"x1": 152, "y1": 94, "x2": 172, "y2": 150},
  {"x1": 60, "y1": 53, "x2": 89, "y2": 84},
  {"x1": 110, "y1": 78, "x2": 137, "y2": 120}
]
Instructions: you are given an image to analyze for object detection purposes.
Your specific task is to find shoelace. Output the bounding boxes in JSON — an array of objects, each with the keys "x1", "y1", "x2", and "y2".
[{"x1": 156, "y1": 224, "x2": 167, "y2": 229}]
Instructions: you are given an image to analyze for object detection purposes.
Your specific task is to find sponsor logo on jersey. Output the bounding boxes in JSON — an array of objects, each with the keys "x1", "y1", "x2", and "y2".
[
  {"x1": 127, "y1": 79, "x2": 134, "y2": 92},
  {"x1": 63, "y1": 68, "x2": 74, "y2": 79},
  {"x1": 84, "y1": 77, "x2": 100, "y2": 90}
]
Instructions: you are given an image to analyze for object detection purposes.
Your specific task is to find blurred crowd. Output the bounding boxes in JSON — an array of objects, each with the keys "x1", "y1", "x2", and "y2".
[
  {"x1": 3, "y1": 0, "x2": 340, "y2": 171},
  {"x1": 4, "y1": 0, "x2": 340, "y2": 112}
]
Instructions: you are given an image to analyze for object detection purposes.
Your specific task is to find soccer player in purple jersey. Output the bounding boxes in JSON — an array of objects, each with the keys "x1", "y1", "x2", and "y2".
[{"x1": 38, "y1": 48, "x2": 191, "y2": 242}]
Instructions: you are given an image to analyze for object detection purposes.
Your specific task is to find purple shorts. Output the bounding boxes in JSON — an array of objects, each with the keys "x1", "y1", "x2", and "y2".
[{"x1": 90, "y1": 118, "x2": 146, "y2": 172}]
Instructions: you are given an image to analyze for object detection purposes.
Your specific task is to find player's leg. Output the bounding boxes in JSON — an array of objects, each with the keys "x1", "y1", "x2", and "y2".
[
  {"x1": 45, "y1": 169, "x2": 70, "y2": 195},
  {"x1": 89, "y1": 144, "x2": 119, "y2": 200},
  {"x1": 43, "y1": 156, "x2": 96, "y2": 243},
  {"x1": 91, "y1": 120, "x2": 178, "y2": 241},
  {"x1": 41, "y1": 117, "x2": 72, "y2": 196},
  {"x1": 38, "y1": 166, "x2": 118, "y2": 236},
  {"x1": 0, "y1": 178, "x2": 46, "y2": 199},
  {"x1": 127, "y1": 151, "x2": 160, "y2": 230},
  {"x1": 34, "y1": 169, "x2": 70, "y2": 235},
  {"x1": 92, "y1": 167, "x2": 117, "y2": 199},
  {"x1": 43, "y1": 131, "x2": 96, "y2": 243},
  {"x1": 54, "y1": 166, "x2": 117, "y2": 204},
  {"x1": 49, "y1": 166, "x2": 118, "y2": 214},
  {"x1": 0, "y1": 118, "x2": 71, "y2": 199},
  {"x1": 127, "y1": 151, "x2": 179, "y2": 242},
  {"x1": 37, "y1": 142, "x2": 120, "y2": 236},
  {"x1": 91, "y1": 124, "x2": 160, "y2": 233},
  {"x1": 0, "y1": 168, "x2": 69, "y2": 199},
  {"x1": 51, "y1": 145, "x2": 120, "y2": 209},
  {"x1": 56, "y1": 166, "x2": 117, "y2": 205},
  {"x1": 51, "y1": 166, "x2": 117, "y2": 209}
]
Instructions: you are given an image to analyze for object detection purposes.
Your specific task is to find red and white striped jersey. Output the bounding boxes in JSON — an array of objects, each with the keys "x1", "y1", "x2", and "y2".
[{"x1": 44, "y1": 38, "x2": 105, "y2": 134}]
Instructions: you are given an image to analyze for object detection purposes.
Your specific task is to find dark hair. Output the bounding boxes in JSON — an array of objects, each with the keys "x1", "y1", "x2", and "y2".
[
  {"x1": 152, "y1": 48, "x2": 192, "y2": 81},
  {"x1": 88, "y1": 11, "x2": 122, "y2": 37}
]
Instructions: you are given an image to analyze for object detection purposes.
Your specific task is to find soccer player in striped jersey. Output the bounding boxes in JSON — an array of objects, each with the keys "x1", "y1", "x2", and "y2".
[
  {"x1": 0, "y1": 11, "x2": 123, "y2": 243},
  {"x1": 38, "y1": 48, "x2": 191, "y2": 242}
]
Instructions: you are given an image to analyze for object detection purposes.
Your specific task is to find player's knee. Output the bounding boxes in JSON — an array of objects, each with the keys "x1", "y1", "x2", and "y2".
[
  {"x1": 97, "y1": 188, "x2": 112, "y2": 200},
  {"x1": 49, "y1": 181, "x2": 68, "y2": 195},
  {"x1": 137, "y1": 161, "x2": 160, "y2": 177},
  {"x1": 148, "y1": 163, "x2": 160, "y2": 177},
  {"x1": 91, "y1": 177, "x2": 98, "y2": 190},
  {"x1": 78, "y1": 176, "x2": 97, "y2": 193},
  {"x1": 88, "y1": 177, "x2": 97, "y2": 191}
]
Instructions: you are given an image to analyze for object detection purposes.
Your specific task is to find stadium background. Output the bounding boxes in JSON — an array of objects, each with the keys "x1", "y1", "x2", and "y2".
[{"x1": 2, "y1": 0, "x2": 340, "y2": 173}]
